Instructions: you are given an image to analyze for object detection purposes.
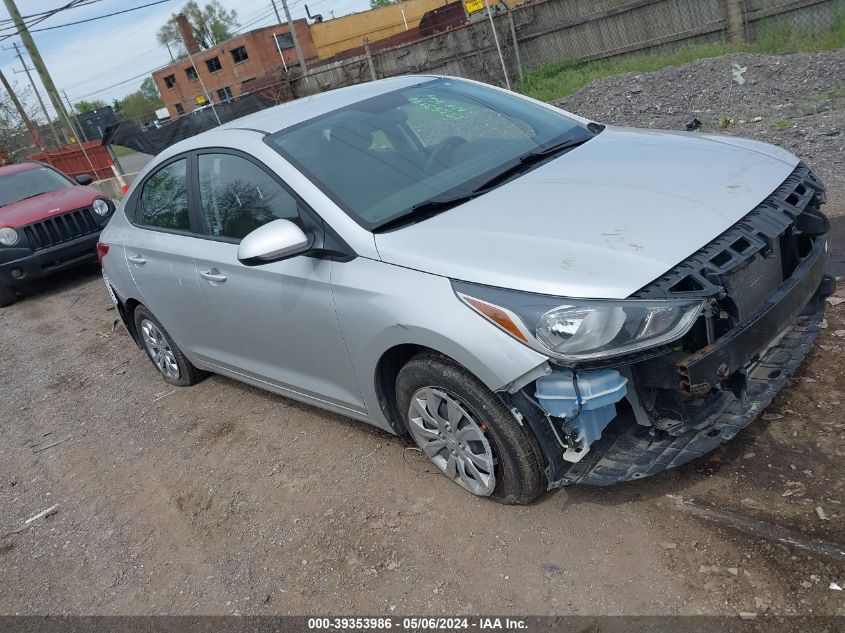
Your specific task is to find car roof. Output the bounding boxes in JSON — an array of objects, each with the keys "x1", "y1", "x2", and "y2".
[
  {"x1": 151, "y1": 75, "x2": 442, "y2": 164},
  {"x1": 152, "y1": 76, "x2": 440, "y2": 164},
  {"x1": 0, "y1": 161, "x2": 44, "y2": 176},
  {"x1": 219, "y1": 75, "x2": 437, "y2": 135}
]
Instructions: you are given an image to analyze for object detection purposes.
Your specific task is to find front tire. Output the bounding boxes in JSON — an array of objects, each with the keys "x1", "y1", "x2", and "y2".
[
  {"x1": 0, "y1": 284, "x2": 16, "y2": 308},
  {"x1": 133, "y1": 305, "x2": 205, "y2": 387},
  {"x1": 396, "y1": 353, "x2": 545, "y2": 504}
]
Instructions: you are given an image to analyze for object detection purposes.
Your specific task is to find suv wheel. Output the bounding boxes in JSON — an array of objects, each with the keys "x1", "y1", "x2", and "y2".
[
  {"x1": 133, "y1": 305, "x2": 205, "y2": 386},
  {"x1": 396, "y1": 353, "x2": 545, "y2": 504},
  {"x1": 0, "y1": 284, "x2": 16, "y2": 308}
]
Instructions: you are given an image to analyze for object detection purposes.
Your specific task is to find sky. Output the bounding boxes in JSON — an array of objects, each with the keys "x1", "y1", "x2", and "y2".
[{"x1": 0, "y1": 0, "x2": 372, "y2": 123}]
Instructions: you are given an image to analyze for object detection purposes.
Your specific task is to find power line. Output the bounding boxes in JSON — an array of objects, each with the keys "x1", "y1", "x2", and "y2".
[
  {"x1": 0, "y1": 0, "x2": 105, "y2": 25},
  {"x1": 0, "y1": 0, "x2": 175, "y2": 36},
  {"x1": 0, "y1": 0, "x2": 91, "y2": 41},
  {"x1": 70, "y1": 64, "x2": 170, "y2": 100},
  {"x1": 68, "y1": 43, "x2": 168, "y2": 87}
]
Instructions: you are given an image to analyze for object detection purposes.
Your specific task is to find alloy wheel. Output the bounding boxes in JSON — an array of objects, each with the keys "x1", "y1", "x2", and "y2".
[
  {"x1": 407, "y1": 387, "x2": 496, "y2": 496},
  {"x1": 140, "y1": 319, "x2": 180, "y2": 380}
]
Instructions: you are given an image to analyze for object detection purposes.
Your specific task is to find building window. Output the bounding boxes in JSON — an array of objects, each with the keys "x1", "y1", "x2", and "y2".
[
  {"x1": 231, "y1": 46, "x2": 249, "y2": 63},
  {"x1": 185, "y1": 66, "x2": 198, "y2": 81},
  {"x1": 274, "y1": 33, "x2": 294, "y2": 50},
  {"x1": 205, "y1": 57, "x2": 222, "y2": 73},
  {"x1": 163, "y1": 74, "x2": 176, "y2": 89},
  {"x1": 217, "y1": 86, "x2": 233, "y2": 102},
  {"x1": 174, "y1": 103, "x2": 185, "y2": 115}
]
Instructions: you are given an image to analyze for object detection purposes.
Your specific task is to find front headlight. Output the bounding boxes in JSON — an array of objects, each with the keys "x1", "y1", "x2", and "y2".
[
  {"x1": 0, "y1": 227, "x2": 19, "y2": 246},
  {"x1": 92, "y1": 199, "x2": 112, "y2": 217},
  {"x1": 453, "y1": 280, "x2": 703, "y2": 363}
]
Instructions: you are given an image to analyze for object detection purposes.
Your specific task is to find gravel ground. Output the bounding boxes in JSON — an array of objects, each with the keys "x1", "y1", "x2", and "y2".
[
  {"x1": 556, "y1": 48, "x2": 845, "y2": 215},
  {"x1": 1, "y1": 49, "x2": 844, "y2": 618}
]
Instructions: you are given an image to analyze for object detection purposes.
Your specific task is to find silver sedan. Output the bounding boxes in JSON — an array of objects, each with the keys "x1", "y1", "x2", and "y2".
[{"x1": 99, "y1": 76, "x2": 833, "y2": 504}]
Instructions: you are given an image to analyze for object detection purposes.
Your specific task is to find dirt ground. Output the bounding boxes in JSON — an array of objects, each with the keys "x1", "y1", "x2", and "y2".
[{"x1": 2, "y1": 52, "x2": 845, "y2": 618}]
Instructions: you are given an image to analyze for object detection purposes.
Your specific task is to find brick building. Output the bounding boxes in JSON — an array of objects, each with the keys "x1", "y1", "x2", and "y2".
[{"x1": 152, "y1": 15, "x2": 318, "y2": 119}]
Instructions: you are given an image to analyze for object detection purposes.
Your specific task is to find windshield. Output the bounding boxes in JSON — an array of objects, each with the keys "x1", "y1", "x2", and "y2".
[
  {"x1": 0, "y1": 166, "x2": 73, "y2": 207},
  {"x1": 268, "y1": 78, "x2": 593, "y2": 230}
]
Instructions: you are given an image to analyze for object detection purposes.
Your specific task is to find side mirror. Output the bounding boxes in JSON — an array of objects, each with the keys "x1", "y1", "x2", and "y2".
[
  {"x1": 75, "y1": 174, "x2": 94, "y2": 186},
  {"x1": 237, "y1": 219, "x2": 312, "y2": 265}
]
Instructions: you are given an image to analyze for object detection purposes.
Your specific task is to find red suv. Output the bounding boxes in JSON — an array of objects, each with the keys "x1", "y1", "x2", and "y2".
[{"x1": 0, "y1": 161, "x2": 115, "y2": 307}]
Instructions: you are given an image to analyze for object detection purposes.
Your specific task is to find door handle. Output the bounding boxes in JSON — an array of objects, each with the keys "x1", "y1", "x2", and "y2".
[
  {"x1": 200, "y1": 270, "x2": 227, "y2": 283},
  {"x1": 127, "y1": 255, "x2": 146, "y2": 265}
]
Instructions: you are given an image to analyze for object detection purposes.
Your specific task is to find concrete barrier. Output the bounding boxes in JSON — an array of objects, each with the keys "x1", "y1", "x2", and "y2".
[{"x1": 93, "y1": 172, "x2": 138, "y2": 199}]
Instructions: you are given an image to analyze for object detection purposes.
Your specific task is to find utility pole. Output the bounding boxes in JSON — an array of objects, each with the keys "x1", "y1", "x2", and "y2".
[
  {"x1": 277, "y1": 0, "x2": 308, "y2": 76},
  {"x1": 2, "y1": 0, "x2": 75, "y2": 142},
  {"x1": 63, "y1": 90, "x2": 88, "y2": 142},
  {"x1": 271, "y1": 0, "x2": 283, "y2": 24},
  {"x1": 0, "y1": 68, "x2": 43, "y2": 149},
  {"x1": 6, "y1": 42, "x2": 62, "y2": 147},
  {"x1": 183, "y1": 48, "x2": 221, "y2": 125}
]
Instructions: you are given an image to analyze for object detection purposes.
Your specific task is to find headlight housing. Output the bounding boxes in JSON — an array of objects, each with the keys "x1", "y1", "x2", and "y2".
[
  {"x1": 0, "y1": 227, "x2": 19, "y2": 246},
  {"x1": 92, "y1": 198, "x2": 112, "y2": 217},
  {"x1": 453, "y1": 280, "x2": 703, "y2": 363}
]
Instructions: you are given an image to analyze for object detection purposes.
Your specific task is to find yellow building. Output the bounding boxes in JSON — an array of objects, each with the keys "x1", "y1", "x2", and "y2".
[{"x1": 310, "y1": 0, "x2": 452, "y2": 59}]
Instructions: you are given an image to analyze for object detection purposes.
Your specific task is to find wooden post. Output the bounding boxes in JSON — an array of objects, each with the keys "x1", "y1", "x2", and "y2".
[
  {"x1": 363, "y1": 37, "x2": 377, "y2": 82},
  {"x1": 501, "y1": 1, "x2": 523, "y2": 83},
  {"x1": 485, "y1": 0, "x2": 511, "y2": 90},
  {"x1": 725, "y1": 0, "x2": 746, "y2": 44}
]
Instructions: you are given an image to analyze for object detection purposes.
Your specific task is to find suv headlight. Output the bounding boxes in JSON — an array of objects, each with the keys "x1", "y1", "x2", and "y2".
[
  {"x1": 92, "y1": 199, "x2": 112, "y2": 217},
  {"x1": 0, "y1": 227, "x2": 19, "y2": 246},
  {"x1": 453, "y1": 280, "x2": 703, "y2": 363}
]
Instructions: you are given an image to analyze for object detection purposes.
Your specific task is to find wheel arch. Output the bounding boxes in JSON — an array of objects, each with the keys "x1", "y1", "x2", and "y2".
[
  {"x1": 117, "y1": 296, "x2": 143, "y2": 348},
  {"x1": 374, "y1": 343, "x2": 428, "y2": 435},
  {"x1": 373, "y1": 341, "x2": 523, "y2": 437}
]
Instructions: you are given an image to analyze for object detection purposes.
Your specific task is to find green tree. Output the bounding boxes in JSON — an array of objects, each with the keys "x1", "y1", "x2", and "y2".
[
  {"x1": 157, "y1": 1, "x2": 238, "y2": 57},
  {"x1": 115, "y1": 86, "x2": 163, "y2": 124},
  {"x1": 140, "y1": 77, "x2": 162, "y2": 104},
  {"x1": 75, "y1": 99, "x2": 107, "y2": 113}
]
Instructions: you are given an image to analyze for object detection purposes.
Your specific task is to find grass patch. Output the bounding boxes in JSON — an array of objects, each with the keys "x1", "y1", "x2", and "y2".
[
  {"x1": 771, "y1": 118, "x2": 791, "y2": 131},
  {"x1": 517, "y1": 15, "x2": 845, "y2": 102},
  {"x1": 111, "y1": 144, "x2": 136, "y2": 157}
]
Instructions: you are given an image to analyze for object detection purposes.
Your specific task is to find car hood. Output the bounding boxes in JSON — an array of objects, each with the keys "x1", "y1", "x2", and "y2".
[
  {"x1": 0, "y1": 185, "x2": 103, "y2": 228},
  {"x1": 374, "y1": 126, "x2": 798, "y2": 299}
]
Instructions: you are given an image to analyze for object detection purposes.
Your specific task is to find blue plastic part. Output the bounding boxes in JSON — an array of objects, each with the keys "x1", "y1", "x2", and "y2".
[{"x1": 535, "y1": 368, "x2": 628, "y2": 448}]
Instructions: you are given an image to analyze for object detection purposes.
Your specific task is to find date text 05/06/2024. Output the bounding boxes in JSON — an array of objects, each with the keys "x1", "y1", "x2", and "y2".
[{"x1": 307, "y1": 617, "x2": 528, "y2": 630}]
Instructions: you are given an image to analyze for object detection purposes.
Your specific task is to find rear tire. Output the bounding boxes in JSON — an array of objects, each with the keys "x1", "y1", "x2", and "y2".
[
  {"x1": 396, "y1": 352, "x2": 545, "y2": 504},
  {"x1": 0, "y1": 284, "x2": 16, "y2": 308},
  {"x1": 132, "y1": 305, "x2": 206, "y2": 387}
]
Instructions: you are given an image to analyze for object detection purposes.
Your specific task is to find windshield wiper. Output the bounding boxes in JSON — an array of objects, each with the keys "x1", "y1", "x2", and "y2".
[
  {"x1": 472, "y1": 136, "x2": 591, "y2": 194},
  {"x1": 371, "y1": 194, "x2": 475, "y2": 233},
  {"x1": 370, "y1": 134, "x2": 594, "y2": 233}
]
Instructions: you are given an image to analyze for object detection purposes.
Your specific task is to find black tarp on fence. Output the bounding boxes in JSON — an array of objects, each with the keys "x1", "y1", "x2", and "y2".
[{"x1": 103, "y1": 94, "x2": 269, "y2": 156}]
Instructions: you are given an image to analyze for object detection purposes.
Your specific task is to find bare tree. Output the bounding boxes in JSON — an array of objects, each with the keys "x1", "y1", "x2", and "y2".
[{"x1": 0, "y1": 80, "x2": 41, "y2": 160}]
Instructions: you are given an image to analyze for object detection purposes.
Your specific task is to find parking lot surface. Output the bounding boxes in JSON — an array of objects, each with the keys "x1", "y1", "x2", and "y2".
[
  {"x1": 1, "y1": 242, "x2": 843, "y2": 616},
  {"x1": 2, "y1": 50, "x2": 844, "y2": 617}
]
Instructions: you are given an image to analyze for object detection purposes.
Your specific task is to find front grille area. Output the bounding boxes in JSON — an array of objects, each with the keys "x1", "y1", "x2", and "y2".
[
  {"x1": 23, "y1": 207, "x2": 100, "y2": 251},
  {"x1": 636, "y1": 162, "x2": 826, "y2": 338},
  {"x1": 631, "y1": 162, "x2": 828, "y2": 432},
  {"x1": 725, "y1": 240, "x2": 783, "y2": 320}
]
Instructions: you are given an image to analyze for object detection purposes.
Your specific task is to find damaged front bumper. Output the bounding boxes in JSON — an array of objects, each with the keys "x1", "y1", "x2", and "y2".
[
  {"x1": 505, "y1": 162, "x2": 833, "y2": 489},
  {"x1": 508, "y1": 270, "x2": 831, "y2": 489}
]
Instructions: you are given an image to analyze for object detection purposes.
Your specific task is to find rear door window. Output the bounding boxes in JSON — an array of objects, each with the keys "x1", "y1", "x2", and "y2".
[{"x1": 136, "y1": 159, "x2": 190, "y2": 231}]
